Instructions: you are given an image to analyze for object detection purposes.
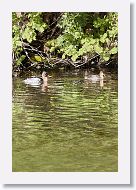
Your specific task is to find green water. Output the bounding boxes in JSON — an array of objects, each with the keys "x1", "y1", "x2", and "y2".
[{"x1": 12, "y1": 69, "x2": 118, "y2": 172}]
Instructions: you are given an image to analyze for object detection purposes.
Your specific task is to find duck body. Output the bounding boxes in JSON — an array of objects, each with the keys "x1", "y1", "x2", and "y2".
[
  {"x1": 24, "y1": 77, "x2": 42, "y2": 86},
  {"x1": 84, "y1": 71, "x2": 104, "y2": 83},
  {"x1": 85, "y1": 75, "x2": 102, "y2": 81},
  {"x1": 23, "y1": 71, "x2": 48, "y2": 87}
]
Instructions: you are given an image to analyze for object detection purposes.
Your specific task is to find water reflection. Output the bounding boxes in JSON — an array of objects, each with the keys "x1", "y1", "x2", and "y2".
[
  {"x1": 42, "y1": 83, "x2": 48, "y2": 92},
  {"x1": 12, "y1": 69, "x2": 118, "y2": 172}
]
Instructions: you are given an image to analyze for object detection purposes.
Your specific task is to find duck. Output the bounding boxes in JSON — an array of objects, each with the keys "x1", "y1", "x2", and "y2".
[
  {"x1": 24, "y1": 71, "x2": 48, "y2": 86},
  {"x1": 84, "y1": 70, "x2": 105, "y2": 82}
]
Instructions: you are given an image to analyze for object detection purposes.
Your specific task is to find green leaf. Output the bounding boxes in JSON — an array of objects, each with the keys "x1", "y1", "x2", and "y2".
[
  {"x1": 50, "y1": 47, "x2": 55, "y2": 52},
  {"x1": 15, "y1": 40, "x2": 22, "y2": 47},
  {"x1": 74, "y1": 32, "x2": 81, "y2": 39},
  {"x1": 16, "y1": 55, "x2": 26, "y2": 65},
  {"x1": 103, "y1": 54, "x2": 110, "y2": 61},
  {"x1": 34, "y1": 55, "x2": 43, "y2": 62},
  {"x1": 90, "y1": 38, "x2": 96, "y2": 44},
  {"x1": 94, "y1": 44, "x2": 103, "y2": 54},
  {"x1": 62, "y1": 54, "x2": 66, "y2": 59},
  {"x1": 71, "y1": 54, "x2": 78, "y2": 62},
  {"x1": 100, "y1": 33, "x2": 107, "y2": 43},
  {"x1": 110, "y1": 47, "x2": 118, "y2": 54}
]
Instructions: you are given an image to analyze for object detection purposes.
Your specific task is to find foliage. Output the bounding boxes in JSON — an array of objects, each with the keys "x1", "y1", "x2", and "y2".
[
  {"x1": 47, "y1": 12, "x2": 118, "y2": 62},
  {"x1": 12, "y1": 12, "x2": 118, "y2": 68},
  {"x1": 12, "y1": 12, "x2": 47, "y2": 61}
]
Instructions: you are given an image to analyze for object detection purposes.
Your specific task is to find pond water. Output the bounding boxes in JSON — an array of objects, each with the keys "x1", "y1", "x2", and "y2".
[{"x1": 12, "y1": 69, "x2": 118, "y2": 172}]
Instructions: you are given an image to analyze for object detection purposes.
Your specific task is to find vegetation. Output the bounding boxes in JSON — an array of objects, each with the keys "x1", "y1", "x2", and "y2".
[{"x1": 12, "y1": 12, "x2": 118, "y2": 71}]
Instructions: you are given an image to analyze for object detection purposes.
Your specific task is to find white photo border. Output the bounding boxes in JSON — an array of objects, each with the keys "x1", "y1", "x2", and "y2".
[{"x1": 0, "y1": 0, "x2": 130, "y2": 184}]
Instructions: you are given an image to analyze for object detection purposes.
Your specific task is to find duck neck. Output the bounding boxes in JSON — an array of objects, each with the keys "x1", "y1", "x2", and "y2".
[
  {"x1": 100, "y1": 76, "x2": 104, "y2": 80},
  {"x1": 43, "y1": 77, "x2": 48, "y2": 83},
  {"x1": 100, "y1": 72, "x2": 104, "y2": 79},
  {"x1": 84, "y1": 71, "x2": 88, "y2": 80}
]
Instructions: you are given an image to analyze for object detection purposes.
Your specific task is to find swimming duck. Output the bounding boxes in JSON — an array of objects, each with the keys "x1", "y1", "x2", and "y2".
[
  {"x1": 24, "y1": 71, "x2": 48, "y2": 86},
  {"x1": 84, "y1": 71, "x2": 105, "y2": 82}
]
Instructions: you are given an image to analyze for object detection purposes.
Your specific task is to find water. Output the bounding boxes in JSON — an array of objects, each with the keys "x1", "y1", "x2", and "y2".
[{"x1": 12, "y1": 69, "x2": 118, "y2": 172}]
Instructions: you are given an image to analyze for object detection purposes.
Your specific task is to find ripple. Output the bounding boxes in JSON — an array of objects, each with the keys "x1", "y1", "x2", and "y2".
[{"x1": 12, "y1": 70, "x2": 118, "y2": 172}]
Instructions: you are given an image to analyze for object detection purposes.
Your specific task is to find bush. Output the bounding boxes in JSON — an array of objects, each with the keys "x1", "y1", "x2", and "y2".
[{"x1": 12, "y1": 12, "x2": 118, "y2": 68}]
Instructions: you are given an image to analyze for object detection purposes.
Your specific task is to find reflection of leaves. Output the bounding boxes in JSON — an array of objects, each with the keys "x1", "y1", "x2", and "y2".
[{"x1": 13, "y1": 71, "x2": 118, "y2": 172}]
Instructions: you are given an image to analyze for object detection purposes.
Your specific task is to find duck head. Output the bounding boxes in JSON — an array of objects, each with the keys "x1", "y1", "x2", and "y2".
[{"x1": 42, "y1": 71, "x2": 48, "y2": 83}]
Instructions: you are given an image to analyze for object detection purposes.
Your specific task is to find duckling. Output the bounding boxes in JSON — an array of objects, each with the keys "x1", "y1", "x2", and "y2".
[
  {"x1": 24, "y1": 71, "x2": 48, "y2": 86},
  {"x1": 84, "y1": 71, "x2": 105, "y2": 82}
]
